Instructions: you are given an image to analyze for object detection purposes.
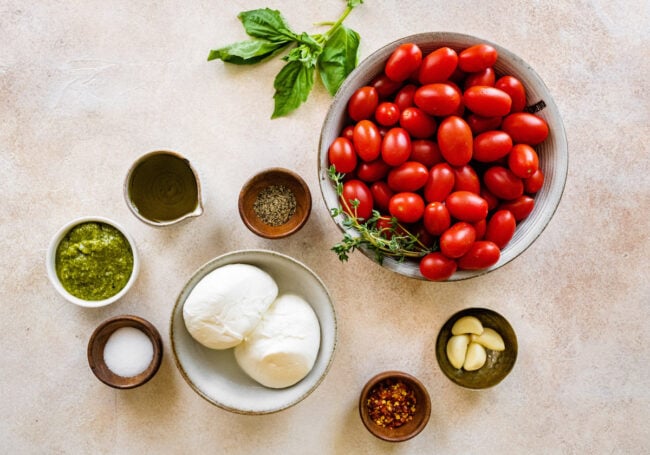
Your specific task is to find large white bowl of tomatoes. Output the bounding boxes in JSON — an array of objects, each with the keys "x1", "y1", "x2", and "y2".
[{"x1": 318, "y1": 32, "x2": 568, "y2": 281}]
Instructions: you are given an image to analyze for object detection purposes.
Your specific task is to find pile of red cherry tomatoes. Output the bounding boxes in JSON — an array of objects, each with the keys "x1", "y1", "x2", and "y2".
[{"x1": 328, "y1": 42, "x2": 550, "y2": 281}]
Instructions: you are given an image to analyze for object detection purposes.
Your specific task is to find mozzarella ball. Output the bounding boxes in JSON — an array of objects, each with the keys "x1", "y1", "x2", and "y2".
[
  {"x1": 234, "y1": 294, "x2": 321, "y2": 389},
  {"x1": 182, "y1": 264, "x2": 278, "y2": 349}
]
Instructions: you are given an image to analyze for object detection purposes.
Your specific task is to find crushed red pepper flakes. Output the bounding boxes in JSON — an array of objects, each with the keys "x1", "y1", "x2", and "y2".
[{"x1": 365, "y1": 378, "x2": 417, "y2": 429}]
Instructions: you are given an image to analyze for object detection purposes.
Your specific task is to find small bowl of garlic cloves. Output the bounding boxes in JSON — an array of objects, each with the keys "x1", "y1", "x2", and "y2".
[{"x1": 435, "y1": 308, "x2": 517, "y2": 389}]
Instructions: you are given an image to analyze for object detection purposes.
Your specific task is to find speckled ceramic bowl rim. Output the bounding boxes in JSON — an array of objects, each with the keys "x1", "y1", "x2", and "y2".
[
  {"x1": 123, "y1": 150, "x2": 204, "y2": 227},
  {"x1": 169, "y1": 249, "x2": 338, "y2": 414},
  {"x1": 46, "y1": 216, "x2": 140, "y2": 308},
  {"x1": 318, "y1": 31, "x2": 569, "y2": 281}
]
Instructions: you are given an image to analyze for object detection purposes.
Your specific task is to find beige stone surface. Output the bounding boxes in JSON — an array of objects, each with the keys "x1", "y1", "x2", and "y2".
[{"x1": 1, "y1": 0, "x2": 649, "y2": 453}]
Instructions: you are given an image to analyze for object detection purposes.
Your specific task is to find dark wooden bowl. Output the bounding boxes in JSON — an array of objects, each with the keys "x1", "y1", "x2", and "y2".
[
  {"x1": 87, "y1": 315, "x2": 163, "y2": 389},
  {"x1": 359, "y1": 371, "x2": 431, "y2": 442},
  {"x1": 238, "y1": 168, "x2": 311, "y2": 239},
  {"x1": 435, "y1": 308, "x2": 517, "y2": 389}
]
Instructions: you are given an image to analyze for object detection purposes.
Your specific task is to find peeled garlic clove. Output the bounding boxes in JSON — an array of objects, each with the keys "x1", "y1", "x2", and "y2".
[
  {"x1": 451, "y1": 316, "x2": 484, "y2": 336},
  {"x1": 463, "y1": 342, "x2": 487, "y2": 371},
  {"x1": 446, "y1": 334, "x2": 470, "y2": 369},
  {"x1": 474, "y1": 327, "x2": 505, "y2": 351}
]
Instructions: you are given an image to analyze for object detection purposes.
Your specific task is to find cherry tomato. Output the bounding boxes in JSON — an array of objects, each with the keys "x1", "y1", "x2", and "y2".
[
  {"x1": 453, "y1": 165, "x2": 481, "y2": 194},
  {"x1": 410, "y1": 140, "x2": 442, "y2": 167},
  {"x1": 437, "y1": 116, "x2": 473, "y2": 166},
  {"x1": 466, "y1": 114, "x2": 502, "y2": 134},
  {"x1": 464, "y1": 67, "x2": 495, "y2": 89},
  {"x1": 387, "y1": 161, "x2": 429, "y2": 192},
  {"x1": 356, "y1": 159, "x2": 390, "y2": 182},
  {"x1": 341, "y1": 180, "x2": 374, "y2": 220},
  {"x1": 480, "y1": 187, "x2": 500, "y2": 212},
  {"x1": 385, "y1": 43, "x2": 423, "y2": 82},
  {"x1": 449, "y1": 66, "x2": 468, "y2": 85},
  {"x1": 418, "y1": 46, "x2": 458, "y2": 84},
  {"x1": 423, "y1": 202, "x2": 451, "y2": 236},
  {"x1": 419, "y1": 252, "x2": 457, "y2": 281},
  {"x1": 508, "y1": 143, "x2": 539, "y2": 178},
  {"x1": 328, "y1": 137, "x2": 357, "y2": 173},
  {"x1": 375, "y1": 102, "x2": 400, "y2": 126},
  {"x1": 495, "y1": 75, "x2": 526, "y2": 113},
  {"x1": 393, "y1": 84, "x2": 417, "y2": 111},
  {"x1": 389, "y1": 192, "x2": 425, "y2": 223},
  {"x1": 400, "y1": 107, "x2": 437, "y2": 138},
  {"x1": 371, "y1": 73, "x2": 403, "y2": 98},
  {"x1": 440, "y1": 222, "x2": 476, "y2": 258},
  {"x1": 524, "y1": 168, "x2": 544, "y2": 194},
  {"x1": 414, "y1": 83, "x2": 462, "y2": 117},
  {"x1": 498, "y1": 195, "x2": 535, "y2": 221},
  {"x1": 473, "y1": 130, "x2": 513, "y2": 162},
  {"x1": 353, "y1": 120, "x2": 382, "y2": 162},
  {"x1": 412, "y1": 223, "x2": 436, "y2": 248},
  {"x1": 458, "y1": 44, "x2": 498, "y2": 73},
  {"x1": 483, "y1": 166, "x2": 524, "y2": 200},
  {"x1": 375, "y1": 217, "x2": 401, "y2": 240},
  {"x1": 342, "y1": 125, "x2": 355, "y2": 141},
  {"x1": 375, "y1": 217, "x2": 396, "y2": 240},
  {"x1": 485, "y1": 210, "x2": 516, "y2": 248},
  {"x1": 473, "y1": 218, "x2": 487, "y2": 240},
  {"x1": 501, "y1": 112, "x2": 549, "y2": 145},
  {"x1": 463, "y1": 86, "x2": 512, "y2": 117},
  {"x1": 370, "y1": 181, "x2": 394, "y2": 213},
  {"x1": 348, "y1": 86, "x2": 379, "y2": 122},
  {"x1": 457, "y1": 241, "x2": 500, "y2": 270},
  {"x1": 381, "y1": 127, "x2": 412, "y2": 166},
  {"x1": 445, "y1": 191, "x2": 488, "y2": 222},
  {"x1": 424, "y1": 163, "x2": 455, "y2": 202}
]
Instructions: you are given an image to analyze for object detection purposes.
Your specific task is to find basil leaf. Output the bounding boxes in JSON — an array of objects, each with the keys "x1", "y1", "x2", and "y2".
[
  {"x1": 207, "y1": 39, "x2": 289, "y2": 64},
  {"x1": 317, "y1": 25, "x2": 360, "y2": 96},
  {"x1": 295, "y1": 32, "x2": 323, "y2": 53},
  {"x1": 347, "y1": 0, "x2": 364, "y2": 7},
  {"x1": 272, "y1": 60, "x2": 315, "y2": 118},
  {"x1": 238, "y1": 8, "x2": 297, "y2": 43},
  {"x1": 284, "y1": 33, "x2": 322, "y2": 67},
  {"x1": 285, "y1": 44, "x2": 319, "y2": 66}
]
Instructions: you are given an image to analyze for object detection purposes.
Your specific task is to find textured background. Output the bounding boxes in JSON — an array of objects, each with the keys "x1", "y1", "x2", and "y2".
[{"x1": 1, "y1": 0, "x2": 649, "y2": 453}]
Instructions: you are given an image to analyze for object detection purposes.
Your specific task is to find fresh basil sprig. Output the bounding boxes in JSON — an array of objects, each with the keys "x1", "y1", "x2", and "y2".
[{"x1": 208, "y1": 1, "x2": 363, "y2": 118}]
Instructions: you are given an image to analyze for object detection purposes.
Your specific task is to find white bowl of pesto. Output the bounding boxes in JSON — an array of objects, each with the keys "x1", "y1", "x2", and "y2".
[{"x1": 46, "y1": 216, "x2": 140, "y2": 308}]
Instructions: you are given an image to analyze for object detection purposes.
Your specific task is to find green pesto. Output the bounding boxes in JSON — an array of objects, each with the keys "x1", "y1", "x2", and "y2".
[{"x1": 55, "y1": 222, "x2": 134, "y2": 300}]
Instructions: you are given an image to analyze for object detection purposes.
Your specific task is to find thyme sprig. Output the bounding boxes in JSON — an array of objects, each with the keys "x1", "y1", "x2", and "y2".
[{"x1": 328, "y1": 166, "x2": 434, "y2": 264}]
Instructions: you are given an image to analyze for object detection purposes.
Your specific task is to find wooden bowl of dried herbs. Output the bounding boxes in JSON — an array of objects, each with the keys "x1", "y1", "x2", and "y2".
[{"x1": 238, "y1": 168, "x2": 312, "y2": 239}]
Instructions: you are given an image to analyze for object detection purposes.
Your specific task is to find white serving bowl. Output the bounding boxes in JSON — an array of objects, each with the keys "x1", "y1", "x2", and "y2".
[
  {"x1": 318, "y1": 32, "x2": 568, "y2": 281},
  {"x1": 46, "y1": 216, "x2": 140, "y2": 308},
  {"x1": 170, "y1": 249, "x2": 337, "y2": 414}
]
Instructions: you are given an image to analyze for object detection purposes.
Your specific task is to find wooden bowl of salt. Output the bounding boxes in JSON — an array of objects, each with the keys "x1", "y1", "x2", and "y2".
[
  {"x1": 238, "y1": 168, "x2": 312, "y2": 239},
  {"x1": 87, "y1": 315, "x2": 163, "y2": 389}
]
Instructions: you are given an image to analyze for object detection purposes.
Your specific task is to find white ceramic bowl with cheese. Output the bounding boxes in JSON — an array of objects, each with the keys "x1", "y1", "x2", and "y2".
[{"x1": 170, "y1": 249, "x2": 337, "y2": 414}]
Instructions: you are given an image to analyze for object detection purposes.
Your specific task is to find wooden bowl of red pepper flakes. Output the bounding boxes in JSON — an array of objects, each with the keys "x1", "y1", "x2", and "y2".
[{"x1": 359, "y1": 371, "x2": 431, "y2": 442}]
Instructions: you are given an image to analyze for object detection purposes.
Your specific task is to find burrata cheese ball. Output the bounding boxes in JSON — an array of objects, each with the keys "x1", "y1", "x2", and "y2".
[
  {"x1": 182, "y1": 264, "x2": 278, "y2": 349},
  {"x1": 234, "y1": 293, "x2": 321, "y2": 388}
]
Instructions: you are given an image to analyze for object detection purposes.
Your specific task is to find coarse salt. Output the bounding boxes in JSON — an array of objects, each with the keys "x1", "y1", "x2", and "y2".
[{"x1": 103, "y1": 327, "x2": 154, "y2": 377}]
